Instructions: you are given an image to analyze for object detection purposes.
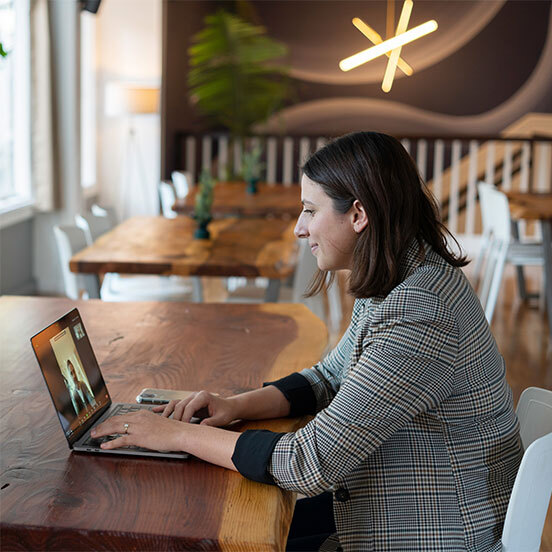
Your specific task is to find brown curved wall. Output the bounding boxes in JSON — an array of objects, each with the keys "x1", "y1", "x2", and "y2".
[{"x1": 161, "y1": 0, "x2": 552, "y2": 177}]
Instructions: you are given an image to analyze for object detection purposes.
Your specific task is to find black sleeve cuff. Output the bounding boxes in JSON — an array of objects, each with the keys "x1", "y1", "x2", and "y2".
[
  {"x1": 263, "y1": 372, "x2": 317, "y2": 417},
  {"x1": 232, "y1": 430, "x2": 286, "y2": 485}
]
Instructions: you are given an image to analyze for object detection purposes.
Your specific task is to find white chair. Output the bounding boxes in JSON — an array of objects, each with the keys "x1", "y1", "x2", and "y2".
[
  {"x1": 474, "y1": 183, "x2": 542, "y2": 302},
  {"x1": 75, "y1": 212, "x2": 112, "y2": 244},
  {"x1": 53, "y1": 225, "x2": 101, "y2": 299},
  {"x1": 91, "y1": 203, "x2": 118, "y2": 227},
  {"x1": 501, "y1": 386, "x2": 552, "y2": 552},
  {"x1": 516, "y1": 386, "x2": 552, "y2": 450},
  {"x1": 476, "y1": 183, "x2": 544, "y2": 324},
  {"x1": 171, "y1": 170, "x2": 193, "y2": 198},
  {"x1": 55, "y1": 222, "x2": 197, "y2": 302},
  {"x1": 159, "y1": 180, "x2": 178, "y2": 218}
]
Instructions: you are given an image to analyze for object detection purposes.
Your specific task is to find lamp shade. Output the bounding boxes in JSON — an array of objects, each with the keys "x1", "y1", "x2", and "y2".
[{"x1": 105, "y1": 82, "x2": 159, "y2": 116}]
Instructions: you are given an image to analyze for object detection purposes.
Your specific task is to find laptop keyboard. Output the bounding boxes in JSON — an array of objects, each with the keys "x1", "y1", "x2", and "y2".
[{"x1": 82, "y1": 403, "x2": 157, "y2": 450}]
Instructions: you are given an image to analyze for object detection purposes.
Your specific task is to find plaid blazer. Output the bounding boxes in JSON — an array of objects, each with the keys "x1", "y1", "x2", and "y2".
[{"x1": 250, "y1": 242, "x2": 521, "y2": 551}]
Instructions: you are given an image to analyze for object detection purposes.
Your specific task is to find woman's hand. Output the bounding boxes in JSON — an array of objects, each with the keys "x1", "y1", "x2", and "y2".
[
  {"x1": 153, "y1": 390, "x2": 239, "y2": 427},
  {"x1": 91, "y1": 410, "x2": 187, "y2": 452}
]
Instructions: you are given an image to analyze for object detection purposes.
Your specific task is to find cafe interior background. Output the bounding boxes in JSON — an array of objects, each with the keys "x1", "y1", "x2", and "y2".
[{"x1": 0, "y1": 0, "x2": 551, "y2": 337}]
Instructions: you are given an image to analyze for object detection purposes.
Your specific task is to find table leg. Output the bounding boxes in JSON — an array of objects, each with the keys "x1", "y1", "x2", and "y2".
[
  {"x1": 511, "y1": 221, "x2": 529, "y2": 300},
  {"x1": 540, "y1": 220, "x2": 552, "y2": 342},
  {"x1": 265, "y1": 279, "x2": 281, "y2": 302},
  {"x1": 83, "y1": 274, "x2": 101, "y2": 299},
  {"x1": 192, "y1": 277, "x2": 204, "y2": 302}
]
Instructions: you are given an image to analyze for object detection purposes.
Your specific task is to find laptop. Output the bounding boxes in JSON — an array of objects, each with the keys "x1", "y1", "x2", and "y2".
[{"x1": 31, "y1": 308, "x2": 189, "y2": 459}]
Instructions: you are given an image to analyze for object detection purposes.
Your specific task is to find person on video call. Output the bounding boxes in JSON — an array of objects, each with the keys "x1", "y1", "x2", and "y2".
[
  {"x1": 66, "y1": 359, "x2": 95, "y2": 415},
  {"x1": 92, "y1": 132, "x2": 522, "y2": 551}
]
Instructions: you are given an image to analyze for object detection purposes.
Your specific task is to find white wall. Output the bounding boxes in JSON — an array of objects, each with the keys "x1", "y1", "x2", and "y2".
[{"x1": 95, "y1": 0, "x2": 162, "y2": 218}]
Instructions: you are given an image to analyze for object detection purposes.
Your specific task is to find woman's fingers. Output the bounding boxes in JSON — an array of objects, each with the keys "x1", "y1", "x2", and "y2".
[
  {"x1": 92, "y1": 410, "x2": 184, "y2": 452},
  {"x1": 181, "y1": 391, "x2": 212, "y2": 423},
  {"x1": 161, "y1": 399, "x2": 178, "y2": 417},
  {"x1": 100, "y1": 433, "x2": 130, "y2": 450},
  {"x1": 92, "y1": 414, "x2": 126, "y2": 438},
  {"x1": 170, "y1": 396, "x2": 195, "y2": 421}
]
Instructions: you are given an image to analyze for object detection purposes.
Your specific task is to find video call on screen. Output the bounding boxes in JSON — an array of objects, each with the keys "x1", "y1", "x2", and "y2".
[{"x1": 33, "y1": 310, "x2": 109, "y2": 438}]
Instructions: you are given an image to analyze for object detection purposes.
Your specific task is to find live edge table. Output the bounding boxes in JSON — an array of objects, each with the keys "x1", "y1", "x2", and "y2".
[
  {"x1": 0, "y1": 296, "x2": 327, "y2": 551},
  {"x1": 69, "y1": 216, "x2": 299, "y2": 302}
]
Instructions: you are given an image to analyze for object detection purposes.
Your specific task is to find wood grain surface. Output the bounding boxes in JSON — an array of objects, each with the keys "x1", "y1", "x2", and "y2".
[
  {"x1": 173, "y1": 182, "x2": 302, "y2": 219},
  {"x1": 0, "y1": 296, "x2": 327, "y2": 551},
  {"x1": 504, "y1": 191, "x2": 552, "y2": 220},
  {"x1": 69, "y1": 216, "x2": 299, "y2": 280}
]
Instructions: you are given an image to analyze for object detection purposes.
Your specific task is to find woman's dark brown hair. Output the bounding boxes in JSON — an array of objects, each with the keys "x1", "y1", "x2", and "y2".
[{"x1": 302, "y1": 131, "x2": 468, "y2": 299}]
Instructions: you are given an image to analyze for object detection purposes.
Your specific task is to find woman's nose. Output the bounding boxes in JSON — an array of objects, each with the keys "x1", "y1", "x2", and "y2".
[{"x1": 294, "y1": 214, "x2": 308, "y2": 239}]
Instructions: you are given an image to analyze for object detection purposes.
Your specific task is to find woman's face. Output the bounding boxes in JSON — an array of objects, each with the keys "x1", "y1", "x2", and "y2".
[{"x1": 294, "y1": 175, "x2": 360, "y2": 271}]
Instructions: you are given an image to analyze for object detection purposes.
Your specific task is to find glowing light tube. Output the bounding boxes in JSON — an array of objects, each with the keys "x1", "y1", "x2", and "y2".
[
  {"x1": 382, "y1": 0, "x2": 413, "y2": 92},
  {"x1": 339, "y1": 19, "x2": 438, "y2": 72},
  {"x1": 352, "y1": 18, "x2": 413, "y2": 76}
]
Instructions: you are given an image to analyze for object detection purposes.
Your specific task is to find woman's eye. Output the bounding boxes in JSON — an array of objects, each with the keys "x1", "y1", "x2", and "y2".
[{"x1": 302, "y1": 209, "x2": 314, "y2": 216}]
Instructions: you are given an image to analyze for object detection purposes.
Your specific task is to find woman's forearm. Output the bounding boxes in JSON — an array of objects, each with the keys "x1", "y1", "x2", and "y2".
[
  {"x1": 181, "y1": 386, "x2": 290, "y2": 470},
  {"x1": 180, "y1": 423, "x2": 241, "y2": 471},
  {"x1": 228, "y1": 385, "x2": 290, "y2": 421}
]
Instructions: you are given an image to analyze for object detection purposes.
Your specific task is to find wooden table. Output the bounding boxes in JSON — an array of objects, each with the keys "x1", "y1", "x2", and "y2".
[
  {"x1": 0, "y1": 296, "x2": 327, "y2": 551},
  {"x1": 505, "y1": 191, "x2": 552, "y2": 340},
  {"x1": 173, "y1": 182, "x2": 302, "y2": 219},
  {"x1": 70, "y1": 216, "x2": 299, "y2": 302}
]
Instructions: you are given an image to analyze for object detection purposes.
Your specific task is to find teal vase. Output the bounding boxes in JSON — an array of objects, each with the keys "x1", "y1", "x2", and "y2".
[
  {"x1": 246, "y1": 177, "x2": 259, "y2": 195},
  {"x1": 194, "y1": 218, "x2": 211, "y2": 240}
]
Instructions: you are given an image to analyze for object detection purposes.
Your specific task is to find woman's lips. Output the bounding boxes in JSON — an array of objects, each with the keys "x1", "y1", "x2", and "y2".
[{"x1": 310, "y1": 243, "x2": 319, "y2": 253}]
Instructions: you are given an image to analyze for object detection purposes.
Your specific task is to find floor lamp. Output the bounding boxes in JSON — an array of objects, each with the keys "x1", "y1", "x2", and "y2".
[{"x1": 105, "y1": 82, "x2": 159, "y2": 219}]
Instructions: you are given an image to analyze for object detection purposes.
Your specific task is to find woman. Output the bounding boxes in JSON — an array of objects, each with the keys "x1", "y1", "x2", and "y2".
[{"x1": 93, "y1": 132, "x2": 522, "y2": 551}]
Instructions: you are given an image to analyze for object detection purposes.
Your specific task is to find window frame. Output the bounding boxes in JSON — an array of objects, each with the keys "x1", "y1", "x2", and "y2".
[{"x1": 0, "y1": 0, "x2": 32, "y2": 228}]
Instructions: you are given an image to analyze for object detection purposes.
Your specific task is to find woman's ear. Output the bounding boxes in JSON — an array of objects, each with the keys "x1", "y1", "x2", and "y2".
[{"x1": 351, "y1": 199, "x2": 368, "y2": 233}]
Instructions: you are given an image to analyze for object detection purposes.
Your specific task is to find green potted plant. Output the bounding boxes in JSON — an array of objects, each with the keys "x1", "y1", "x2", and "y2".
[
  {"x1": 241, "y1": 143, "x2": 265, "y2": 194},
  {"x1": 193, "y1": 170, "x2": 216, "y2": 239},
  {"x1": 188, "y1": 10, "x2": 289, "y2": 176}
]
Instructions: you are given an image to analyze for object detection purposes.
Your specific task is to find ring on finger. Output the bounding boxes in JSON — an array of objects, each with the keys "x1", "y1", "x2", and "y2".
[{"x1": 123, "y1": 422, "x2": 129, "y2": 434}]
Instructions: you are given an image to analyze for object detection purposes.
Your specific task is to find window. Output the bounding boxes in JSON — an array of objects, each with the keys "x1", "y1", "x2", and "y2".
[
  {"x1": 81, "y1": 10, "x2": 96, "y2": 193},
  {"x1": 0, "y1": 0, "x2": 31, "y2": 214}
]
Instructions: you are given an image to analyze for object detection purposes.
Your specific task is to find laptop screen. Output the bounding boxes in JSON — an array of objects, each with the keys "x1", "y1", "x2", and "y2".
[{"x1": 31, "y1": 308, "x2": 111, "y2": 445}]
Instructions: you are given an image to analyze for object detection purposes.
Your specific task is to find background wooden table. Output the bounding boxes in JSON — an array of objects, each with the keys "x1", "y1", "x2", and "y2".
[
  {"x1": 173, "y1": 182, "x2": 301, "y2": 219},
  {"x1": 70, "y1": 216, "x2": 299, "y2": 302},
  {"x1": 0, "y1": 296, "x2": 327, "y2": 551}
]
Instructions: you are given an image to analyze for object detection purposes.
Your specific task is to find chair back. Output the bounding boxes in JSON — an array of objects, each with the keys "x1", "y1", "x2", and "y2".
[
  {"x1": 159, "y1": 181, "x2": 177, "y2": 218},
  {"x1": 53, "y1": 225, "x2": 100, "y2": 299},
  {"x1": 516, "y1": 386, "x2": 552, "y2": 450},
  {"x1": 478, "y1": 183, "x2": 512, "y2": 242},
  {"x1": 501, "y1": 432, "x2": 552, "y2": 552},
  {"x1": 91, "y1": 204, "x2": 118, "y2": 227},
  {"x1": 476, "y1": 184, "x2": 512, "y2": 323},
  {"x1": 75, "y1": 212, "x2": 113, "y2": 245},
  {"x1": 171, "y1": 170, "x2": 192, "y2": 198}
]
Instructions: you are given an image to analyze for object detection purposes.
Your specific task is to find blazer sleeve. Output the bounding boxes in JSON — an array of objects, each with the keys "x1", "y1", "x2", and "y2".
[{"x1": 267, "y1": 287, "x2": 459, "y2": 496}]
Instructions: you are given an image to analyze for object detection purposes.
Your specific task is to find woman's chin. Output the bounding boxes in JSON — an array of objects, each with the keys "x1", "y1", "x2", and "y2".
[{"x1": 316, "y1": 259, "x2": 329, "y2": 271}]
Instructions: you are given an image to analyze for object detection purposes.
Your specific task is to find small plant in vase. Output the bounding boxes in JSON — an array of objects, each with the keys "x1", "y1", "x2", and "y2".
[
  {"x1": 242, "y1": 144, "x2": 265, "y2": 194},
  {"x1": 193, "y1": 170, "x2": 216, "y2": 239}
]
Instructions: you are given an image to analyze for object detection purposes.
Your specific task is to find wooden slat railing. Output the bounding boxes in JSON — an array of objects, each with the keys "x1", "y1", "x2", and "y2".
[{"x1": 173, "y1": 132, "x2": 552, "y2": 239}]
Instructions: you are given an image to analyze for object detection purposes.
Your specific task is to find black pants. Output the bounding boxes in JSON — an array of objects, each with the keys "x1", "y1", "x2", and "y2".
[{"x1": 286, "y1": 492, "x2": 336, "y2": 551}]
